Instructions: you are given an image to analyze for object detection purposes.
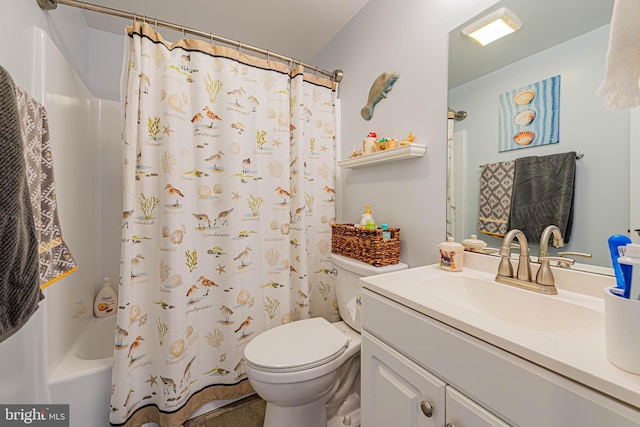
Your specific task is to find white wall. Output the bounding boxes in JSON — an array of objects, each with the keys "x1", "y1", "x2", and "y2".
[
  {"x1": 448, "y1": 25, "x2": 629, "y2": 267},
  {"x1": 0, "y1": 0, "x2": 90, "y2": 98},
  {"x1": 312, "y1": 0, "x2": 499, "y2": 267},
  {"x1": 0, "y1": 0, "x2": 94, "y2": 404},
  {"x1": 89, "y1": 27, "x2": 124, "y2": 101},
  {"x1": 40, "y1": 29, "x2": 102, "y2": 371}
]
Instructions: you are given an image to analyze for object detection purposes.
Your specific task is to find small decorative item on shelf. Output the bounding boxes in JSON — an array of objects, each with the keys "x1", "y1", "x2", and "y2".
[
  {"x1": 375, "y1": 137, "x2": 398, "y2": 151},
  {"x1": 363, "y1": 131, "x2": 378, "y2": 155},
  {"x1": 348, "y1": 132, "x2": 418, "y2": 159},
  {"x1": 401, "y1": 132, "x2": 416, "y2": 146}
]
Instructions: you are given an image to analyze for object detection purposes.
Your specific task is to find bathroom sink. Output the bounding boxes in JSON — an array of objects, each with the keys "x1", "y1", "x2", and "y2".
[{"x1": 418, "y1": 274, "x2": 602, "y2": 336}]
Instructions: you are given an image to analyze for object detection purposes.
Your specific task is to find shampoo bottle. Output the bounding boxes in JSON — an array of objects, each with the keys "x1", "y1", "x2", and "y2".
[
  {"x1": 360, "y1": 204, "x2": 375, "y2": 229},
  {"x1": 94, "y1": 277, "x2": 117, "y2": 318}
]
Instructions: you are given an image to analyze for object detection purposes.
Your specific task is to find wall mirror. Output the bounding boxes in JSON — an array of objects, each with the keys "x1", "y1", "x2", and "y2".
[{"x1": 447, "y1": 0, "x2": 627, "y2": 273}]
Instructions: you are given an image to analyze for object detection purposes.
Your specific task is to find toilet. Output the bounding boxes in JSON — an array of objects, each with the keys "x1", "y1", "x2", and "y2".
[{"x1": 244, "y1": 253, "x2": 408, "y2": 427}]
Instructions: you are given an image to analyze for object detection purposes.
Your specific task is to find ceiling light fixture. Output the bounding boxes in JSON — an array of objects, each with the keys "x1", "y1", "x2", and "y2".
[{"x1": 462, "y1": 7, "x2": 522, "y2": 46}]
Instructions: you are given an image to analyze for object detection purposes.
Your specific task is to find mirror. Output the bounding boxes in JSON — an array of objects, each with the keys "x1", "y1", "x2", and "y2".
[{"x1": 448, "y1": 0, "x2": 627, "y2": 273}]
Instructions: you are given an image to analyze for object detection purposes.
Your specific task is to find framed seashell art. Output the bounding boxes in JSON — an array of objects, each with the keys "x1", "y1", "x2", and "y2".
[{"x1": 498, "y1": 75, "x2": 560, "y2": 152}]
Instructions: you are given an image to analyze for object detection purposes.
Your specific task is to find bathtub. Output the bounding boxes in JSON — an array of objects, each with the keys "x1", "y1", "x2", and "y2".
[
  {"x1": 48, "y1": 315, "x2": 249, "y2": 427},
  {"x1": 49, "y1": 316, "x2": 115, "y2": 427}
]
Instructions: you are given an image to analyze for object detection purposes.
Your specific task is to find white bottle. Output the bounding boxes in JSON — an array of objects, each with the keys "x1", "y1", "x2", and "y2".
[
  {"x1": 94, "y1": 277, "x2": 117, "y2": 318},
  {"x1": 618, "y1": 244, "x2": 640, "y2": 300}
]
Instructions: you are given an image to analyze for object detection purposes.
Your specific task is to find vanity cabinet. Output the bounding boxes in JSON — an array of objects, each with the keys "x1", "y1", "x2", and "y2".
[
  {"x1": 361, "y1": 288, "x2": 640, "y2": 427},
  {"x1": 362, "y1": 330, "x2": 508, "y2": 426}
]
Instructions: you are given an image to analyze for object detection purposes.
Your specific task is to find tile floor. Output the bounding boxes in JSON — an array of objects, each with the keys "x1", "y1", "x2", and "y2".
[{"x1": 184, "y1": 394, "x2": 266, "y2": 427}]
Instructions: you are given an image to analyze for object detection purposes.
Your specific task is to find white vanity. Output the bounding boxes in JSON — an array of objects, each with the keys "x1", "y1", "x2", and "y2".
[{"x1": 360, "y1": 252, "x2": 640, "y2": 426}]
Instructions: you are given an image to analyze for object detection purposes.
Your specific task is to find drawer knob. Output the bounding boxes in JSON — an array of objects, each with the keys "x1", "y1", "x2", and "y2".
[{"x1": 420, "y1": 401, "x2": 433, "y2": 417}]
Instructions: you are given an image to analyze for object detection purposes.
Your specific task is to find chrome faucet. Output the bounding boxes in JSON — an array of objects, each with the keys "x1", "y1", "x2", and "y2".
[
  {"x1": 496, "y1": 229, "x2": 532, "y2": 282},
  {"x1": 495, "y1": 226, "x2": 576, "y2": 294},
  {"x1": 535, "y1": 225, "x2": 575, "y2": 288}
]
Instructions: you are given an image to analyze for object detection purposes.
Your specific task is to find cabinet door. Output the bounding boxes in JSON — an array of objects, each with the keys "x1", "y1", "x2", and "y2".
[
  {"x1": 362, "y1": 331, "x2": 446, "y2": 427},
  {"x1": 446, "y1": 387, "x2": 511, "y2": 427}
]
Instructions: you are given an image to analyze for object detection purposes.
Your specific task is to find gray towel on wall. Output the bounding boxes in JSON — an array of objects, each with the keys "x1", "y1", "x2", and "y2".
[
  {"x1": 508, "y1": 151, "x2": 576, "y2": 243},
  {"x1": 0, "y1": 66, "x2": 43, "y2": 343}
]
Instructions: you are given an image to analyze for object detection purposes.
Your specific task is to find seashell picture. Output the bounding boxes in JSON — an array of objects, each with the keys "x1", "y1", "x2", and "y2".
[
  {"x1": 513, "y1": 110, "x2": 536, "y2": 126},
  {"x1": 513, "y1": 90, "x2": 535, "y2": 105},
  {"x1": 514, "y1": 131, "x2": 535, "y2": 146},
  {"x1": 498, "y1": 75, "x2": 560, "y2": 152}
]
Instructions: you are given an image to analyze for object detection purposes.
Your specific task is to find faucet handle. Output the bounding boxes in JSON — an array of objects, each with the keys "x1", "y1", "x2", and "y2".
[
  {"x1": 539, "y1": 256, "x2": 576, "y2": 266},
  {"x1": 557, "y1": 252, "x2": 592, "y2": 268}
]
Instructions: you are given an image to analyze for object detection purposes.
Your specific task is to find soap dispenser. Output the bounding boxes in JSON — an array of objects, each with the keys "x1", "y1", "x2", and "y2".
[
  {"x1": 360, "y1": 204, "x2": 375, "y2": 229},
  {"x1": 94, "y1": 277, "x2": 117, "y2": 318}
]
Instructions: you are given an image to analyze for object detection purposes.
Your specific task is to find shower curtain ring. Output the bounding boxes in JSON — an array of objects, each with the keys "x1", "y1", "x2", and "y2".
[
  {"x1": 210, "y1": 33, "x2": 214, "y2": 47},
  {"x1": 133, "y1": 12, "x2": 137, "y2": 23},
  {"x1": 237, "y1": 41, "x2": 242, "y2": 54},
  {"x1": 266, "y1": 50, "x2": 270, "y2": 61},
  {"x1": 154, "y1": 17, "x2": 158, "y2": 32},
  {"x1": 182, "y1": 26, "x2": 186, "y2": 39}
]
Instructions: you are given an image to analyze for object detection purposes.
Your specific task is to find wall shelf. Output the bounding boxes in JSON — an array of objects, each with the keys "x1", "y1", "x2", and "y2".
[{"x1": 338, "y1": 144, "x2": 426, "y2": 169}]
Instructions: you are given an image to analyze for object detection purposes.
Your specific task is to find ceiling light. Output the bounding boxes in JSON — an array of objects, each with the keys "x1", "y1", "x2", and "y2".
[{"x1": 462, "y1": 7, "x2": 522, "y2": 46}]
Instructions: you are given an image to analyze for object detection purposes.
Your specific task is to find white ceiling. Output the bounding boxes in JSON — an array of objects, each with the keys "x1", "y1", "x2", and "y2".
[
  {"x1": 449, "y1": 0, "x2": 614, "y2": 88},
  {"x1": 79, "y1": 0, "x2": 371, "y2": 64}
]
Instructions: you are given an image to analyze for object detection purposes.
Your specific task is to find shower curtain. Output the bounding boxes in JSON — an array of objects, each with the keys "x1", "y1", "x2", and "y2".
[
  {"x1": 446, "y1": 111, "x2": 456, "y2": 239},
  {"x1": 110, "y1": 22, "x2": 338, "y2": 427}
]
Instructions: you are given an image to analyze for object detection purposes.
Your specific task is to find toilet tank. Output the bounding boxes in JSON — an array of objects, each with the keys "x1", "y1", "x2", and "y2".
[{"x1": 330, "y1": 253, "x2": 407, "y2": 332}]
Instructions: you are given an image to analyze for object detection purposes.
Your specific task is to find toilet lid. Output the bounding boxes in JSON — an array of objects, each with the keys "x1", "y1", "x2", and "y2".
[{"x1": 244, "y1": 317, "x2": 348, "y2": 372}]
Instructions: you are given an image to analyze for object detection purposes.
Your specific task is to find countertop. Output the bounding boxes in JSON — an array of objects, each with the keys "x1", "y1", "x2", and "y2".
[{"x1": 360, "y1": 251, "x2": 640, "y2": 409}]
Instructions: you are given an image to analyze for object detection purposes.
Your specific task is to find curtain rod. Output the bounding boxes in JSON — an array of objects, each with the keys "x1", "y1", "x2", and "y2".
[{"x1": 36, "y1": 0, "x2": 344, "y2": 83}]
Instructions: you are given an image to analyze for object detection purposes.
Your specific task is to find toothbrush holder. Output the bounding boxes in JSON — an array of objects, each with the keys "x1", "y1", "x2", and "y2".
[{"x1": 604, "y1": 286, "x2": 640, "y2": 374}]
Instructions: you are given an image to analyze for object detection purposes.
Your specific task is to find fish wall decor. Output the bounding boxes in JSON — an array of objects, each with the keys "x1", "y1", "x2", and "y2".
[{"x1": 361, "y1": 71, "x2": 399, "y2": 121}]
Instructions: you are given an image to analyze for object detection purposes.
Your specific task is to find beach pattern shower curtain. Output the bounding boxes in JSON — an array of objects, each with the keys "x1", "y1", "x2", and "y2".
[
  {"x1": 446, "y1": 113, "x2": 455, "y2": 239},
  {"x1": 111, "y1": 22, "x2": 338, "y2": 427}
]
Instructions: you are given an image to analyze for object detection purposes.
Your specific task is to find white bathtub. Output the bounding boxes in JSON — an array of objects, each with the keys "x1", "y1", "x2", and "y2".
[{"x1": 49, "y1": 316, "x2": 115, "y2": 427}]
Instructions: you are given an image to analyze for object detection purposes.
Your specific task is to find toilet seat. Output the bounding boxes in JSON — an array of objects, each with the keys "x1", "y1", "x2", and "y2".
[{"x1": 244, "y1": 317, "x2": 349, "y2": 373}]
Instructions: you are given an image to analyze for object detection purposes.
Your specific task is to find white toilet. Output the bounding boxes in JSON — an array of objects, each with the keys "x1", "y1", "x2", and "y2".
[{"x1": 244, "y1": 253, "x2": 408, "y2": 427}]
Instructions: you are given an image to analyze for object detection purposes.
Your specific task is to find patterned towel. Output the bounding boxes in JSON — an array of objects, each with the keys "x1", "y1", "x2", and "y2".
[
  {"x1": 16, "y1": 87, "x2": 77, "y2": 289},
  {"x1": 477, "y1": 160, "x2": 515, "y2": 237},
  {"x1": 0, "y1": 66, "x2": 43, "y2": 343}
]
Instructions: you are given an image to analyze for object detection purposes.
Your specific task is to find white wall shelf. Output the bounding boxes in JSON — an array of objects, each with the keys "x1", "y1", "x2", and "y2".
[{"x1": 338, "y1": 144, "x2": 426, "y2": 169}]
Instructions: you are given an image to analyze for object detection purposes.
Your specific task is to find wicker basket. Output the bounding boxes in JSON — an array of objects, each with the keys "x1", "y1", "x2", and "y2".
[{"x1": 331, "y1": 223, "x2": 400, "y2": 266}]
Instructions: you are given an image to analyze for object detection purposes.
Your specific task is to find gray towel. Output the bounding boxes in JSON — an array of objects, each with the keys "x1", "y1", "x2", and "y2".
[
  {"x1": 0, "y1": 66, "x2": 43, "y2": 343},
  {"x1": 508, "y1": 152, "x2": 576, "y2": 243},
  {"x1": 16, "y1": 87, "x2": 77, "y2": 289}
]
